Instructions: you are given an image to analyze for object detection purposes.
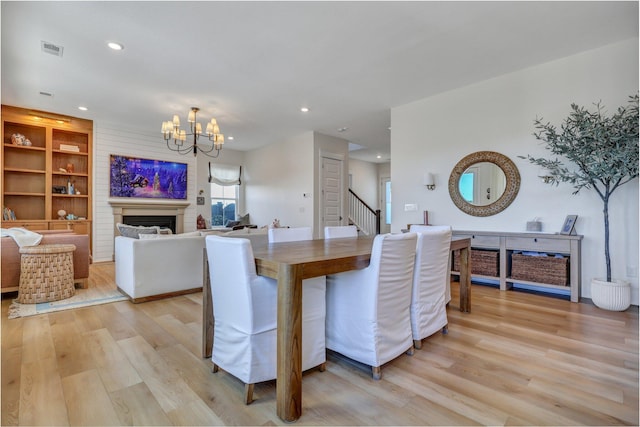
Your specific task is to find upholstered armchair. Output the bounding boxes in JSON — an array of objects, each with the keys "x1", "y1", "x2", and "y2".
[
  {"x1": 205, "y1": 235, "x2": 326, "y2": 404},
  {"x1": 324, "y1": 225, "x2": 358, "y2": 239},
  {"x1": 325, "y1": 232, "x2": 417, "y2": 380},
  {"x1": 408, "y1": 225, "x2": 452, "y2": 349}
]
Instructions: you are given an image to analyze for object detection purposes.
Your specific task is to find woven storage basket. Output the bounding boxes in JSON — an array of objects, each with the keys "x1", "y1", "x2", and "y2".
[
  {"x1": 511, "y1": 253, "x2": 569, "y2": 286},
  {"x1": 453, "y1": 248, "x2": 499, "y2": 277},
  {"x1": 18, "y1": 244, "x2": 76, "y2": 304}
]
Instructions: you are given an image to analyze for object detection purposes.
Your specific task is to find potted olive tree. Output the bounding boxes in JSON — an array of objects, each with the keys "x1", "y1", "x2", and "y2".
[{"x1": 521, "y1": 94, "x2": 638, "y2": 310}]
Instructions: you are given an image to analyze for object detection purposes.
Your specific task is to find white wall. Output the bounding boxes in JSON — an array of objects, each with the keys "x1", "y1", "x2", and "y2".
[
  {"x1": 391, "y1": 38, "x2": 639, "y2": 304},
  {"x1": 244, "y1": 132, "x2": 315, "y2": 229},
  {"x1": 195, "y1": 148, "x2": 245, "y2": 224},
  {"x1": 349, "y1": 158, "x2": 379, "y2": 208},
  {"x1": 93, "y1": 124, "x2": 198, "y2": 262}
]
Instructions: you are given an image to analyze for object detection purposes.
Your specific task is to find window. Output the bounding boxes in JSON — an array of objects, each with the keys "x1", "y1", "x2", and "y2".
[
  {"x1": 208, "y1": 163, "x2": 241, "y2": 226},
  {"x1": 210, "y1": 183, "x2": 238, "y2": 226}
]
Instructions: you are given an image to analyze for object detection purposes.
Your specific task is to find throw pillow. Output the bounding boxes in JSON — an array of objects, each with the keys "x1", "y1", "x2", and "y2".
[
  {"x1": 237, "y1": 213, "x2": 250, "y2": 226},
  {"x1": 225, "y1": 219, "x2": 240, "y2": 228},
  {"x1": 116, "y1": 223, "x2": 159, "y2": 239}
]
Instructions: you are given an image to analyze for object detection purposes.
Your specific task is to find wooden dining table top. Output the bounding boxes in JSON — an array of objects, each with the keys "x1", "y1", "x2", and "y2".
[{"x1": 250, "y1": 236, "x2": 375, "y2": 279}]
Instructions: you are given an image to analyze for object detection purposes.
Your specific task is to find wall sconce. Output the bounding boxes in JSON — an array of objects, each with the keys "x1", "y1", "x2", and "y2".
[{"x1": 423, "y1": 173, "x2": 435, "y2": 190}]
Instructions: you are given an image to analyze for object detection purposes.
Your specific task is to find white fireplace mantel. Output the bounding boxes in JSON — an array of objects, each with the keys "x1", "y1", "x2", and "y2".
[{"x1": 109, "y1": 199, "x2": 190, "y2": 234}]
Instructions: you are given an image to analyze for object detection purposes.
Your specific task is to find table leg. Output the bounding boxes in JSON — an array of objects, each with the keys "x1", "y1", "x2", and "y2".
[
  {"x1": 276, "y1": 264, "x2": 303, "y2": 422},
  {"x1": 202, "y1": 249, "x2": 214, "y2": 358},
  {"x1": 459, "y1": 246, "x2": 471, "y2": 312}
]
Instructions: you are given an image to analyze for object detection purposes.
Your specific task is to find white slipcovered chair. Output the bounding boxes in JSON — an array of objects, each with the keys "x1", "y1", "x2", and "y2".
[
  {"x1": 205, "y1": 235, "x2": 326, "y2": 404},
  {"x1": 410, "y1": 224, "x2": 453, "y2": 305},
  {"x1": 325, "y1": 232, "x2": 417, "y2": 380},
  {"x1": 267, "y1": 226, "x2": 312, "y2": 243},
  {"x1": 324, "y1": 225, "x2": 358, "y2": 239},
  {"x1": 267, "y1": 226, "x2": 327, "y2": 371},
  {"x1": 407, "y1": 225, "x2": 452, "y2": 349}
]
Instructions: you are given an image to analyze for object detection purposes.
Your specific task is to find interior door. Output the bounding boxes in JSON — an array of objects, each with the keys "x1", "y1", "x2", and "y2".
[{"x1": 321, "y1": 156, "x2": 343, "y2": 230}]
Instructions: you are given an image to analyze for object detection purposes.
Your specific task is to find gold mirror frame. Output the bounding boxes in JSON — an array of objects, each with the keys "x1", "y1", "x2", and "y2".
[{"x1": 448, "y1": 151, "x2": 520, "y2": 217}]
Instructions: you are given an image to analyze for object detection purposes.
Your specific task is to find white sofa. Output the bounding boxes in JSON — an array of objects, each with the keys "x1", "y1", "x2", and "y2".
[{"x1": 115, "y1": 235, "x2": 206, "y2": 303}]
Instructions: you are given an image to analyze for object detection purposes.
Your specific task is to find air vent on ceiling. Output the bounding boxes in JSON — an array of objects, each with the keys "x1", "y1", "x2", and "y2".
[
  {"x1": 41, "y1": 41, "x2": 64, "y2": 57},
  {"x1": 39, "y1": 91, "x2": 53, "y2": 97}
]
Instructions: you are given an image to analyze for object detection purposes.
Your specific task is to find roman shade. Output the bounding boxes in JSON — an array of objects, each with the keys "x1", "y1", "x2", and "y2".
[{"x1": 208, "y1": 162, "x2": 241, "y2": 186}]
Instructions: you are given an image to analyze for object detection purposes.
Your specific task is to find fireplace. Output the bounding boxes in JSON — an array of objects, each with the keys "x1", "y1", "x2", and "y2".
[
  {"x1": 109, "y1": 200, "x2": 189, "y2": 235},
  {"x1": 122, "y1": 215, "x2": 176, "y2": 234}
]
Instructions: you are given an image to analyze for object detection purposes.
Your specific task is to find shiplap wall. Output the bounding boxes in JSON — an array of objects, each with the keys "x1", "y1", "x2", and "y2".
[{"x1": 93, "y1": 123, "x2": 197, "y2": 262}]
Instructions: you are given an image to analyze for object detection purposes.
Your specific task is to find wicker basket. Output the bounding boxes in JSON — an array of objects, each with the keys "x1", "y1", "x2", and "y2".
[
  {"x1": 453, "y1": 248, "x2": 499, "y2": 277},
  {"x1": 511, "y1": 253, "x2": 569, "y2": 286},
  {"x1": 18, "y1": 244, "x2": 76, "y2": 304}
]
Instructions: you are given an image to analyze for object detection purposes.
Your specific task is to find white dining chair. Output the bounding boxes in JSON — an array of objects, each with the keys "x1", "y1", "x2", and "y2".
[
  {"x1": 325, "y1": 232, "x2": 417, "y2": 380},
  {"x1": 408, "y1": 225, "x2": 452, "y2": 349},
  {"x1": 411, "y1": 224, "x2": 453, "y2": 305},
  {"x1": 324, "y1": 225, "x2": 358, "y2": 239},
  {"x1": 205, "y1": 235, "x2": 325, "y2": 404},
  {"x1": 266, "y1": 226, "x2": 327, "y2": 372},
  {"x1": 268, "y1": 226, "x2": 313, "y2": 242}
]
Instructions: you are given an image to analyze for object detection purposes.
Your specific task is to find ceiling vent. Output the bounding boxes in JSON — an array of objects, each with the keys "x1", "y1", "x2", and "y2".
[{"x1": 41, "y1": 41, "x2": 64, "y2": 57}]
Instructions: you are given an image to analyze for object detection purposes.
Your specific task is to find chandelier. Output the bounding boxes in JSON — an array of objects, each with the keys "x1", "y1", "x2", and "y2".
[{"x1": 162, "y1": 107, "x2": 225, "y2": 158}]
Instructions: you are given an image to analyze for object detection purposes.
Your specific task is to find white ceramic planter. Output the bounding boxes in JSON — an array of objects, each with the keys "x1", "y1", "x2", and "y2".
[{"x1": 591, "y1": 278, "x2": 631, "y2": 311}]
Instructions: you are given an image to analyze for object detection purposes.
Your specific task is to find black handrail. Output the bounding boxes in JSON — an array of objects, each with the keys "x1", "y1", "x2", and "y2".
[{"x1": 348, "y1": 188, "x2": 381, "y2": 235}]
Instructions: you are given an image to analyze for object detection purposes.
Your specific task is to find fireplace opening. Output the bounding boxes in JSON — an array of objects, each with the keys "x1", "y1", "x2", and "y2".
[{"x1": 123, "y1": 215, "x2": 176, "y2": 234}]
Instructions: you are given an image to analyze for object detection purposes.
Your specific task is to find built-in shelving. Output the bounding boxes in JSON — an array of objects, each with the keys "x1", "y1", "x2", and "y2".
[{"x1": 1, "y1": 104, "x2": 93, "y2": 260}]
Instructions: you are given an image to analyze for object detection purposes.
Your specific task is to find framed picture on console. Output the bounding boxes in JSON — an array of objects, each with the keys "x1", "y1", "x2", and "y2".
[
  {"x1": 109, "y1": 154, "x2": 187, "y2": 199},
  {"x1": 560, "y1": 214, "x2": 578, "y2": 235}
]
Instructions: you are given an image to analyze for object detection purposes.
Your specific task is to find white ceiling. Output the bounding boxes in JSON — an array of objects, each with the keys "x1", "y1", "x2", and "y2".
[{"x1": 1, "y1": 1, "x2": 637, "y2": 163}]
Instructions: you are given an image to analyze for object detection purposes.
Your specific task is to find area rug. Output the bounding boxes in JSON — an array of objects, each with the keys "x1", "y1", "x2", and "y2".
[{"x1": 8, "y1": 289, "x2": 128, "y2": 319}]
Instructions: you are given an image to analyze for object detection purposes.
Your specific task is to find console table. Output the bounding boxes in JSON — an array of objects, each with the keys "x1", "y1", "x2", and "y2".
[{"x1": 451, "y1": 230, "x2": 583, "y2": 302}]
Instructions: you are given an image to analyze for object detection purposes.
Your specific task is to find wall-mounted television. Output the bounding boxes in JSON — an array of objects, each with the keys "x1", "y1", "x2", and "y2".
[{"x1": 109, "y1": 154, "x2": 187, "y2": 199}]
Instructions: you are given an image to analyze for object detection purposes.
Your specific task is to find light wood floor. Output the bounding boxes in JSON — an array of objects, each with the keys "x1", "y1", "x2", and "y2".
[{"x1": 1, "y1": 262, "x2": 638, "y2": 426}]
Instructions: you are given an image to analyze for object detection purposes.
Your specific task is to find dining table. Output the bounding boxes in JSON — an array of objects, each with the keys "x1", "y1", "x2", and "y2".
[{"x1": 202, "y1": 235, "x2": 471, "y2": 422}]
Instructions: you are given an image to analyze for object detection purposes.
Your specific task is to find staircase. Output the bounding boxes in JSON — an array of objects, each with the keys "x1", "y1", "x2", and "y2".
[{"x1": 348, "y1": 189, "x2": 381, "y2": 236}]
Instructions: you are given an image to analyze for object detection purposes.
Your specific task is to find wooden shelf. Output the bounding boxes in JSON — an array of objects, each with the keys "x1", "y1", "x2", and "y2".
[
  {"x1": 3, "y1": 143, "x2": 46, "y2": 152},
  {"x1": 52, "y1": 194, "x2": 89, "y2": 198},
  {"x1": 52, "y1": 149, "x2": 88, "y2": 155},
  {"x1": 4, "y1": 192, "x2": 46, "y2": 196},
  {"x1": 4, "y1": 167, "x2": 46, "y2": 174},
  {"x1": 51, "y1": 172, "x2": 89, "y2": 177}
]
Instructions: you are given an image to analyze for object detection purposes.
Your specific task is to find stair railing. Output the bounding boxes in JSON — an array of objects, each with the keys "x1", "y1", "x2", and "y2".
[{"x1": 348, "y1": 189, "x2": 381, "y2": 236}]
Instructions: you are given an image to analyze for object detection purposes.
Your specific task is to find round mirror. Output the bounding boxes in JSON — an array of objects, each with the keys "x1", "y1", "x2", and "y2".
[{"x1": 448, "y1": 151, "x2": 520, "y2": 216}]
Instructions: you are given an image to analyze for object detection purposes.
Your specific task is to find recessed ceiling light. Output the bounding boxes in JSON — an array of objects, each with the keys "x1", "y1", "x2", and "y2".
[
  {"x1": 377, "y1": 155, "x2": 382, "y2": 159},
  {"x1": 228, "y1": 136, "x2": 234, "y2": 141},
  {"x1": 337, "y1": 127, "x2": 348, "y2": 132},
  {"x1": 107, "y1": 42, "x2": 124, "y2": 51},
  {"x1": 78, "y1": 106, "x2": 88, "y2": 111},
  {"x1": 300, "y1": 107, "x2": 310, "y2": 113}
]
